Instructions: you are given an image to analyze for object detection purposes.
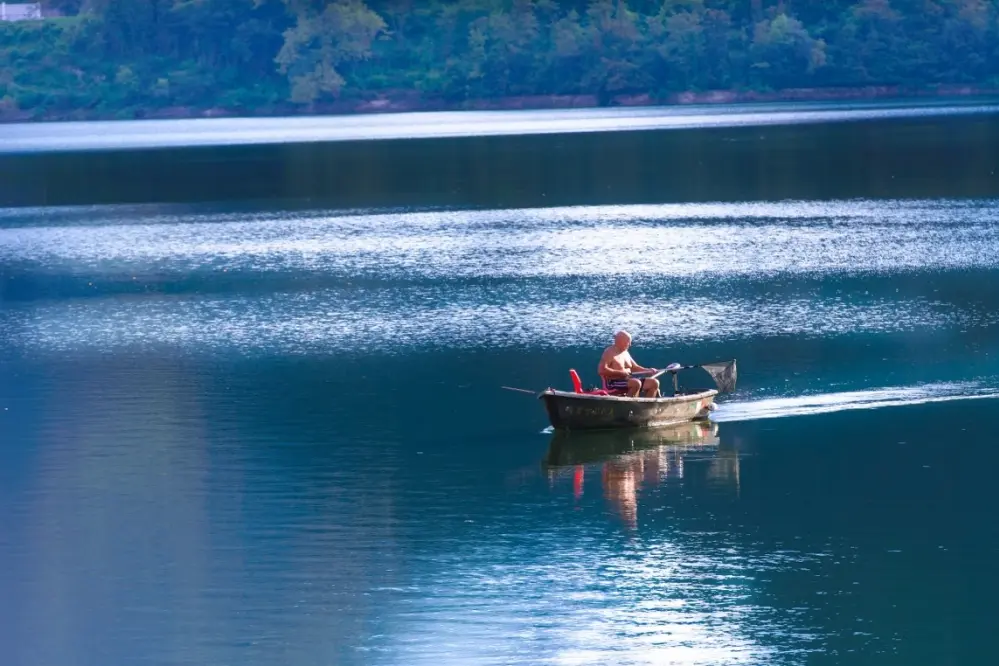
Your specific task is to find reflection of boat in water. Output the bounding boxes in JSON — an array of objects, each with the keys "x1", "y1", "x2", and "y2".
[
  {"x1": 543, "y1": 422, "x2": 740, "y2": 529},
  {"x1": 543, "y1": 421, "x2": 721, "y2": 469}
]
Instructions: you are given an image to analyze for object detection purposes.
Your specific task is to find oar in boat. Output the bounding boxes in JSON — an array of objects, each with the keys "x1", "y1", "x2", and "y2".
[
  {"x1": 649, "y1": 359, "x2": 737, "y2": 394},
  {"x1": 648, "y1": 364, "x2": 682, "y2": 381},
  {"x1": 502, "y1": 386, "x2": 539, "y2": 395}
]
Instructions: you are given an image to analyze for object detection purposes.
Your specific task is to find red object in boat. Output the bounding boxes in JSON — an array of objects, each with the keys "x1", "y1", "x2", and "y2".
[{"x1": 569, "y1": 369, "x2": 610, "y2": 395}]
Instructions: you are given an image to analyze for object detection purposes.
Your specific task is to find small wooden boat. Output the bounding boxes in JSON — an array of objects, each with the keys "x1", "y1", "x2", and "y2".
[
  {"x1": 534, "y1": 360, "x2": 736, "y2": 432},
  {"x1": 540, "y1": 387, "x2": 717, "y2": 431}
]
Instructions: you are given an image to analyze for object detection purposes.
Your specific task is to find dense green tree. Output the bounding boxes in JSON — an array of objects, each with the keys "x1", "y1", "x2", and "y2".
[
  {"x1": 5, "y1": 0, "x2": 999, "y2": 120},
  {"x1": 749, "y1": 13, "x2": 826, "y2": 88},
  {"x1": 276, "y1": 0, "x2": 386, "y2": 103}
]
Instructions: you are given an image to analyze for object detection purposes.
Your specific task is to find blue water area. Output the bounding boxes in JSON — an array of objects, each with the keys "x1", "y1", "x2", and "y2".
[
  {"x1": 6, "y1": 99, "x2": 999, "y2": 210},
  {"x1": 4, "y1": 108, "x2": 999, "y2": 665}
]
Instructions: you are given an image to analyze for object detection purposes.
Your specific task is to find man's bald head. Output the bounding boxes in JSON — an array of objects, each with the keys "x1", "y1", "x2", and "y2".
[{"x1": 613, "y1": 330, "x2": 632, "y2": 351}]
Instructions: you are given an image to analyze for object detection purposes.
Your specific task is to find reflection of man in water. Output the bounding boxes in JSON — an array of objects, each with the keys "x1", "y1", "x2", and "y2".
[
  {"x1": 603, "y1": 461, "x2": 639, "y2": 530},
  {"x1": 602, "y1": 446, "x2": 669, "y2": 530},
  {"x1": 597, "y1": 330, "x2": 660, "y2": 397}
]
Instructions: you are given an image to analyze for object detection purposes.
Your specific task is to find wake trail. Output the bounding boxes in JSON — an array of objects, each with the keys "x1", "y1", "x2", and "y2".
[{"x1": 712, "y1": 381, "x2": 999, "y2": 423}]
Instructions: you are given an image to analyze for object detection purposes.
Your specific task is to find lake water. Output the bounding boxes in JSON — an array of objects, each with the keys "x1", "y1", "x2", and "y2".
[{"x1": 3, "y1": 104, "x2": 999, "y2": 665}]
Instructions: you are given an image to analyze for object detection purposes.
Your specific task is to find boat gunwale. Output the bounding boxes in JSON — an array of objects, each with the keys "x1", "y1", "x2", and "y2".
[{"x1": 540, "y1": 388, "x2": 718, "y2": 404}]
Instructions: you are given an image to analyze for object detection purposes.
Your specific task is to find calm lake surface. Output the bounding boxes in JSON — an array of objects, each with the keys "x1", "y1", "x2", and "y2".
[{"x1": 3, "y1": 104, "x2": 999, "y2": 665}]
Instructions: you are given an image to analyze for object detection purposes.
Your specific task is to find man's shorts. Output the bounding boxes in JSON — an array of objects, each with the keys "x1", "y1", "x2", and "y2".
[{"x1": 604, "y1": 378, "x2": 633, "y2": 395}]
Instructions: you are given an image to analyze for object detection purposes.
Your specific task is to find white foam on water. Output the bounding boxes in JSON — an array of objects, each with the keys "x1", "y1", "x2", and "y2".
[{"x1": 713, "y1": 381, "x2": 999, "y2": 423}]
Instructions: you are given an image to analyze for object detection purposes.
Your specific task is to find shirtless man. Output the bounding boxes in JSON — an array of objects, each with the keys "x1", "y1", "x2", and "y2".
[{"x1": 597, "y1": 330, "x2": 660, "y2": 398}]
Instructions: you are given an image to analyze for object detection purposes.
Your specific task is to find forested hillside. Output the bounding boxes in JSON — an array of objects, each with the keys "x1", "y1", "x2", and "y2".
[{"x1": 3, "y1": 0, "x2": 998, "y2": 121}]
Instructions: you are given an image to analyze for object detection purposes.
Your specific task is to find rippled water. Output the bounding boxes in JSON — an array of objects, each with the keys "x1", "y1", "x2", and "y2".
[
  {"x1": 5, "y1": 199, "x2": 999, "y2": 356},
  {"x1": 4, "y1": 195, "x2": 999, "y2": 665}
]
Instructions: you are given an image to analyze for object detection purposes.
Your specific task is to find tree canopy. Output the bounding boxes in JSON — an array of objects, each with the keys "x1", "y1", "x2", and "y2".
[{"x1": 3, "y1": 0, "x2": 999, "y2": 120}]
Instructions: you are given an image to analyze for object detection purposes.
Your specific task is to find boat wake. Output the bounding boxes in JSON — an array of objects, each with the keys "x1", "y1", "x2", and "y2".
[{"x1": 712, "y1": 381, "x2": 999, "y2": 423}]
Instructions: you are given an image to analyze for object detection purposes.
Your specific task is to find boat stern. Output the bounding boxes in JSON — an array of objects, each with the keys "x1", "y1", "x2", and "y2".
[{"x1": 692, "y1": 395, "x2": 717, "y2": 421}]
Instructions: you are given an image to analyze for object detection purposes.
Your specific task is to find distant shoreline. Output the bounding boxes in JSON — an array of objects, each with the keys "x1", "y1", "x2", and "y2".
[{"x1": 3, "y1": 84, "x2": 999, "y2": 125}]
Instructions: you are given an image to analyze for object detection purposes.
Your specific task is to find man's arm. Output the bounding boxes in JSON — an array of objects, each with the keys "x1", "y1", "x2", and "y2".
[{"x1": 628, "y1": 352, "x2": 656, "y2": 375}]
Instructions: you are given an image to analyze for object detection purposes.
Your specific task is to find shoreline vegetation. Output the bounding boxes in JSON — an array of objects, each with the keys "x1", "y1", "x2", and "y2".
[
  {"x1": 4, "y1": 1, "x2": 999, "y2": 124},
  {"x1": 4, "y1": 84, "x2": 999, "y2": 124}
]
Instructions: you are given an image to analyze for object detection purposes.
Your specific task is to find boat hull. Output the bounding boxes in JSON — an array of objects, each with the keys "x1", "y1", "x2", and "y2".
[{"x1": 540, "y1": 389, "x2": 718, "y2": 431}]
